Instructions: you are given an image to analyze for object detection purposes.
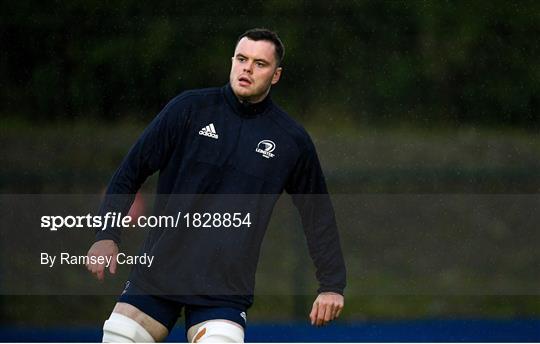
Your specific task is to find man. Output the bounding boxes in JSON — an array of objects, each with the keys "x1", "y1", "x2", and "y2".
[{"x1": 86, "y1": 28, "x2": 346, "y2": 342}]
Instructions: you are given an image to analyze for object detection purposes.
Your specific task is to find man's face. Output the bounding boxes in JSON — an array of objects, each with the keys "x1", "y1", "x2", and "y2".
[{"x1": 229, "y1": 37, "x2": 282, "y2": 103}]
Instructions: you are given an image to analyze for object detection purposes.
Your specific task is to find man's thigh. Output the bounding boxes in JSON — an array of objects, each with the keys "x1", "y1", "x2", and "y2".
[
  {"x1": 107, "y1": 281, "x2": 182, "y2": 341},
  {"x1": 110, "y1": 302, "x2": 169, "y2": 342},
  {"x1": 185, "y1": 306, "x2": 246, "y2": 343}
]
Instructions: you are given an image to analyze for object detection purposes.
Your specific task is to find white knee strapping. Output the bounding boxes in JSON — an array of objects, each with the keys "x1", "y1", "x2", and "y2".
[
  {"x1": 189, "y1": 320, "x2": 244, "y2": 343},
  {"x1": 102, "y1": 313, "x2": 155, "y2": 343}
]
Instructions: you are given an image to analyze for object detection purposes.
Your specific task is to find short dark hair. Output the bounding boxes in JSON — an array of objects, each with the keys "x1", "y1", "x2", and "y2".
[{"x1": 236, "y1": 28, "x2": 285, "y2": 66}]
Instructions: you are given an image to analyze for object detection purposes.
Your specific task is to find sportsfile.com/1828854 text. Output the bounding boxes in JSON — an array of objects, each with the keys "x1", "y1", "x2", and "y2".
[{"x1": 40, "y1": 212, "x2": 252, "y2": 231}]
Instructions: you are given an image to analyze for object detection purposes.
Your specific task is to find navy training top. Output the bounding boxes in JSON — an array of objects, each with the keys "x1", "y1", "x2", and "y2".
[{"x1": 95, "y1": 84, "x2": 346, "y2": 310}]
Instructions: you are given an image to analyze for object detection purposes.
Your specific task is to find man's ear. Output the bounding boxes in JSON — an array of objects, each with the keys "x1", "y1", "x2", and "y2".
[{"x1": 271, "y1": 67, "x2": 282, "y2": 85}]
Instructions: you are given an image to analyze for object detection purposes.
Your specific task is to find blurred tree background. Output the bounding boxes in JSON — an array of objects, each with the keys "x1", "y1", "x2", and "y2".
[
  {"x1": 2, "y1": 1, "x2": 539, "y2": 127},
  {"x1": 1, "y1": 0, "x2": 539, "y2": 332}
]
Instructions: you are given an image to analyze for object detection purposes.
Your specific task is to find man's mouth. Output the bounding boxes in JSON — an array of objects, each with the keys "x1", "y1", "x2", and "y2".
[{"x1": 238, "y1": 76, "x2": 252, "y2": 86}]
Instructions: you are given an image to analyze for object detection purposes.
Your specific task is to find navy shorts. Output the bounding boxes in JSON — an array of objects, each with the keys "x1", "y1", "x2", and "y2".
[{"x1": 117, "y1": 281, "x2": 247, "y2": 333}]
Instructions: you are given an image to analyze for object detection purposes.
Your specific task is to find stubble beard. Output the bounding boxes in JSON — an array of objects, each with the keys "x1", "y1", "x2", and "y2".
[{"x1": 233, "y1": 82, "x2": 271, "y2": 104}]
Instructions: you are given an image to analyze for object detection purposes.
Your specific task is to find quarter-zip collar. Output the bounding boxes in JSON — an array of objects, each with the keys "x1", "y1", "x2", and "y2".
[{"x1": 223, "y1": 83, "x2": 273, "y2": 118}]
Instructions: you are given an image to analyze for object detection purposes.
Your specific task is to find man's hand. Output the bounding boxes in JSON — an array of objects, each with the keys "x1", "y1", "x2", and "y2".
[
  {"x1": 85, "y1": 239, "x2": 118, "y2": 281},
  {"x1": 309, "y1": 292, "x2": 344, "y2": 326}
]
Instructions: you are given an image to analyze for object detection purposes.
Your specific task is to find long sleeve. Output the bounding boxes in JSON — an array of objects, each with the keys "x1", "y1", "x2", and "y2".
[
  {"x1": 285, "y1": 138, "x2": 347, "y2": 295},
  {"x1": 95, "y1": 95, "x2": 189, "y2": 244}
]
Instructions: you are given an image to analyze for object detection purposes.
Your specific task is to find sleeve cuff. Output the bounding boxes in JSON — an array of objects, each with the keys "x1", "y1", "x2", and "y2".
[
  {"x1": 317, "y1": 286, "x2": 344, "y2": 296},
  {"x1": 95, "y1": 230, "x2": 121, "y2": 245}
]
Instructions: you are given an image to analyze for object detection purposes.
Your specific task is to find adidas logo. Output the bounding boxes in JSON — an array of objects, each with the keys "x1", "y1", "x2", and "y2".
[{"x1": 199, "y1": 123, "x2": 218, "y2": 139}]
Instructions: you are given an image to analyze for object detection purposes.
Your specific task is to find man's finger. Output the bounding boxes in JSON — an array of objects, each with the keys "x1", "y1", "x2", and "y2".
[
  {"x1": 323, "y1": 303, "x2": 334, "y2": 325},
  {"x1": 96, "y1": 264, "x2": 105, "y2": 281},
  {"x1": 329, "y1": 303, "x2": 337, "y2": 320},
  {"x1": 109, "y1": 254, "x2": 117, "y2": 275},
  {"x1": 310, "y1": 302, "x2": 318, "y2": 325},
  {"x1": 324, "y1": 303, "x2": 335, "y2": 322},
  {"x1": 86, "y1": 253, "x2": 95, "y2": 271},
  {"x1": 316, "y1": 302, "x2": 327, "y2": 326},
  {"x1": 88, "y1": 252, "x2": 98, "y2": 273},
  {"x1": 332, "y1": 302, "x2": 343, "y2": 320}
]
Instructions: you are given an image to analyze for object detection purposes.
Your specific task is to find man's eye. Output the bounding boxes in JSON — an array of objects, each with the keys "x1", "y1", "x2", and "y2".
[
  {"x1": 256, "y1": 62, "x2": 265, "y2": 67},
  {"x1": 237, "y1": 57, "x2": 246, "y2": 62}
]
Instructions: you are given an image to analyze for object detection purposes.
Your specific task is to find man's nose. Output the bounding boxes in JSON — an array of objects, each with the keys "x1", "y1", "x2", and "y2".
[{"x1": 243, "y1": 62, "x2": 253, "y2": 73}]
